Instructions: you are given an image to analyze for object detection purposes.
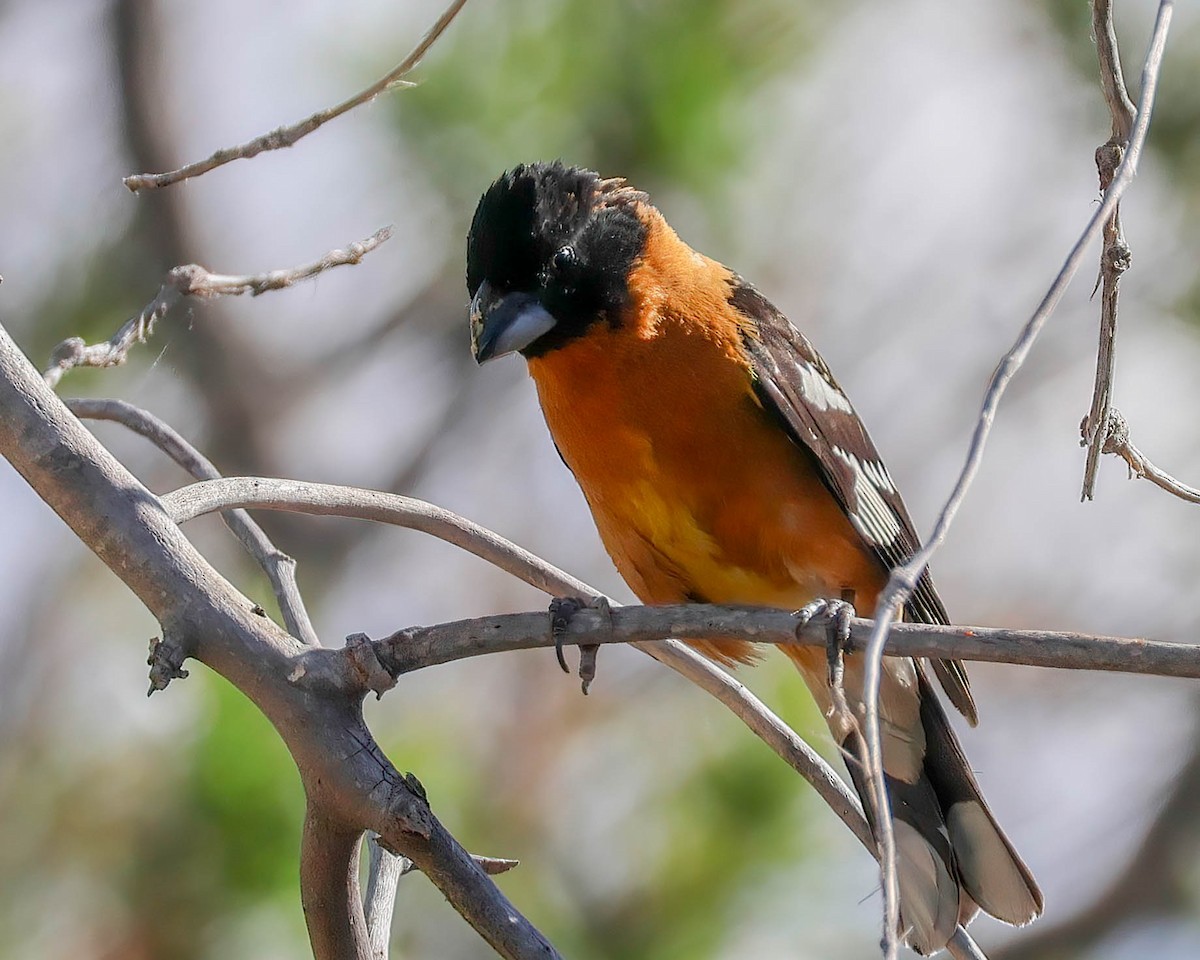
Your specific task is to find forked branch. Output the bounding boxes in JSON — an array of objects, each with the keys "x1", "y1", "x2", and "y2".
[{"x1": 44, "y1": 228, "x2": 392, "y2": 388}]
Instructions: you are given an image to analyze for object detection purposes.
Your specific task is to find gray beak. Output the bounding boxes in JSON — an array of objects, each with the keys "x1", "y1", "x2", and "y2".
[{"x1": 470, "y1": 280, "x2": 559, "y2": 363}]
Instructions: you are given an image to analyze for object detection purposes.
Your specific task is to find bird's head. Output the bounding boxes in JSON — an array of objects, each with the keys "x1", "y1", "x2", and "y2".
[{"x1": 466, "y1": 161, "x2": 648, "y2": 362}]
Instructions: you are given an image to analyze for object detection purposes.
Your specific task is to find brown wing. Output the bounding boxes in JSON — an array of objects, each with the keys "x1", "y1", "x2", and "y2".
[{"x1": 730, "y1": 279, "x2": 977, "y2": 725}]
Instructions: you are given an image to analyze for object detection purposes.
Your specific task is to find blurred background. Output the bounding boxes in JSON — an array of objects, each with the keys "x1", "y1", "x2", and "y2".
[{"x1": 1, "y1": 0, "x2": 1199, "y2": 957}]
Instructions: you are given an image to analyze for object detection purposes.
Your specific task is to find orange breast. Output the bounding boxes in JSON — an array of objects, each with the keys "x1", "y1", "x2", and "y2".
[{"x1": 526, "y1": 211, "x2": 885, "y2": 663}]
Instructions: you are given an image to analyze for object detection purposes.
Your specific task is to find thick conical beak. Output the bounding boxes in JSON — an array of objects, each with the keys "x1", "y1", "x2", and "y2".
[{"x1": 470, "y1": 280, "x2": 559, "y2": 363}]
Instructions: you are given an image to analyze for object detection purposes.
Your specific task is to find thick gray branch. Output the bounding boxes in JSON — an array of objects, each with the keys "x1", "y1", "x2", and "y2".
[
  {"x1": 0, "y1": 325, "x2": 559, "y2": 960},
  {"x1": 302, "y1": 817, "x2": 371, "y2": 960}
]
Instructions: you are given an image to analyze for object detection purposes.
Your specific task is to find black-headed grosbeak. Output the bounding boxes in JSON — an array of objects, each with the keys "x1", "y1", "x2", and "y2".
[{"x1": 465, "y1": 161, "x2": 1042, "y2": 954}]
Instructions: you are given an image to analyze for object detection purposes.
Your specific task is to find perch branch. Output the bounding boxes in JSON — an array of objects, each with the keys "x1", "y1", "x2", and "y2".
[
  {"x1": 0, "y1": 325, "x2": 559, "y2": 960},
  {"x1": 859, "y1": 4, "x2": 1174, "y2": 952},
  {"x1": 363, "y1": 605, "x2": 1200, "y2": 681},
  {"x1": 167, "y1": 478, "x2": 1008, "y2": 952},
  {"x1": 122, "y1": 0, "x2": 470, "y2": 191},
  {"x1": 68, "y1": 398, "x2": 319, "y2": 645},
  {"x1": 43, "y1": 227, "x2": 392, "y2": 388},
  {"x1": 1080, "y1": 0, "x2": 1138, "y2": 500},
  {"x1": 1087, "y1": 408, "x2": 1200, "y2": 504}
]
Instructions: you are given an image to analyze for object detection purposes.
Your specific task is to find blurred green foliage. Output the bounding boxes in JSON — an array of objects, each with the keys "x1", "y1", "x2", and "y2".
[{"x1": 398, "y1": 0, "x2": 814, "y2": 204}]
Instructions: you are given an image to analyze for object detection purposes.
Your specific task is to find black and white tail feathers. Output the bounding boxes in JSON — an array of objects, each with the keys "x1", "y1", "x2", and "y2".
[{"x1": 791, "y1": 653, "x2": 1042, "y2": 954}]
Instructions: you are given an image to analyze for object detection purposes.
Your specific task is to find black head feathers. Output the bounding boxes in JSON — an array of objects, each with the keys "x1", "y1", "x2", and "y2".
[{"x1": 466, "y1": 162, "x2": 648, "y2": 356}]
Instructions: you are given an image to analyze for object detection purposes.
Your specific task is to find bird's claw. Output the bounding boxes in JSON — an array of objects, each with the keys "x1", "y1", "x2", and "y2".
[
  {"x1": 548, "y1": 595, "x2": 611, "y2": 695},
  {"x1": 793, "y1": 596, "x2": 856, "y2": 686}
]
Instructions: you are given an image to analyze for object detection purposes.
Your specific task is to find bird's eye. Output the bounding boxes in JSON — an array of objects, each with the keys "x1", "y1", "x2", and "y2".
[{"x1": 552, "y1": 245, "x2": 576, "y2": 272}]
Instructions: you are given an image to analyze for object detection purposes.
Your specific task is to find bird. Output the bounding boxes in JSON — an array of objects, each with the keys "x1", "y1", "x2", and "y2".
[{"x1": 465, "y1": 160, "x2": 1042, "y2": 954}]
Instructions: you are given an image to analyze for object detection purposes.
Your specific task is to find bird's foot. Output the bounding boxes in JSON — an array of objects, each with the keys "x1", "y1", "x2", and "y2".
[
  {"x1": 794, "y1": 594, "x2": 857, "y2": 735},
  {"x1": 548, "y1": 595, "x2": 611, "y2": 695}
]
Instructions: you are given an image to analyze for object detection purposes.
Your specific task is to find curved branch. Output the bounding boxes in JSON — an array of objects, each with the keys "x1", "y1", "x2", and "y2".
[
  {"x1": 163, "y1": 476, "x2": 598, "y2": 597},
  {"x1": 69, "y1": 398, "x2": 319, "y2": 645},
  {"x1": 122, "y1": 0, "x2": 470, "y2": 191},
  {"x1": 162, "y1": 477, "x2": 875, "y2": 845}
]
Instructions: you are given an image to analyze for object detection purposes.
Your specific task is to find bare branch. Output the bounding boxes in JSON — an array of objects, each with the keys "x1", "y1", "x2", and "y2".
[
  {"x1": 164, "y1": 472, "x2": 1200, "y2": 960},
  {"x1": 160, "y1": 476, "x2": 878, "y2": 849},
  {"x1": 0, "y1": 326, "x2": 560, "y2": 960},
  {"x1": 1088, "y1": 408, "x2": 1200, "y2": 504},
  {"x1": 859, "y1": 4, "x2": 1175, "y2": 949},
  {"x1": 69, "y1": 398, "x2": 319, "y2": 645},
  {"x1": 122, "y1": 0, "x2": 470, "y2": 191},
  {"x1": 1081, "y1": 0, "x2": 1137, "y2": 499},
  {"x1": 1093, "y1": 0, "x2": 1137, "y2": 140},
  {"x1": 949, "y1": 929, "x2": 992, "y2": 960},
  {"x1": 364, "y1": 834, "x2": 404, "y2": 960},
  {"x1": 43, "y1": 227, "x2": 393, "y2": 388},
  {"x1": 162, "y1": 476, "x2": 600, "y2": 597},
  {"x1": 364, "y1": 605, "x2": 1200, "y2": 681},
  {"x1": 302, "y1": 816, "x2": 371, "y2": 960}
]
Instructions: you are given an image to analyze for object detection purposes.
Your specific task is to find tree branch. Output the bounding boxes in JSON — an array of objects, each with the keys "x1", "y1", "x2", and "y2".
[
  {"x1": 122, "y1": 0, "x2": 470, "y2": 191},
  {"x1": 68, "y1": 398, "x2": 319, "y2": 645},
  {"x1": 0, "y1": 325, "x2": 560, "y2": 959},
  {"x1": 159, "y1": 478, "x2": 879, "y2": 849},
  {"x1": 364, "y1": 834, "x2": 405, "y2": 959},
  {"x1": 1080, "y1": 0, "x2": 1138, "y2": 500},
  {"x1": 302, "y1": 815, "x2": 371, "y2": 960},
  {"x1": 43, "y1": 228, "x2": 392, "y2": 388},
  {"x1": 1089, "y1": 407, "x2": 1200, "y2": 504},
  {"x1": 858, "y1": 4, "x2": 1175, "y2": 951},
  {"x1": 362, "y1": 605, "x2": 1200, "y2": 681}
]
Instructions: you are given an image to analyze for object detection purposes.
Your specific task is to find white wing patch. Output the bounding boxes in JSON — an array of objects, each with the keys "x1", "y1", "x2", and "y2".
[
  {"x1": 793, "y1": 357, "x2": 854, "y2": 413},
  {"x1": 832, "y1": 445, "x2": 903, "y2": 546}
]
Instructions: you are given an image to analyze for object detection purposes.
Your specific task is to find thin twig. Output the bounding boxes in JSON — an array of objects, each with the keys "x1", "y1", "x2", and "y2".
[
  {"x1": 122, "y1": 0, "x2": 470, "y2": 191},
  {"x1": 67, "y1": 398, "x2": 320, "y2": 646},
  {"x1": 1089, "y1": 408, "x2": 1200, "y2": 504},
  {"x1": 948, "y1": 928, "x2": 991, "y2": 960},
  {"x1": 43, "y1": 228, "x2": 392, "y2": 388},
  {"x1": 1081, "y1": 0, "x2": 1138, "y2": 500},
  {"x1": 859, "y1": 5, "x2": 1175, "y2": 955}
]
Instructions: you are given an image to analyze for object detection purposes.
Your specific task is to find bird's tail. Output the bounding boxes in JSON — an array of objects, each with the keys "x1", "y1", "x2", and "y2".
[{"x1": 784, "y1": 646, "x2": 1043, "y2": 955}]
